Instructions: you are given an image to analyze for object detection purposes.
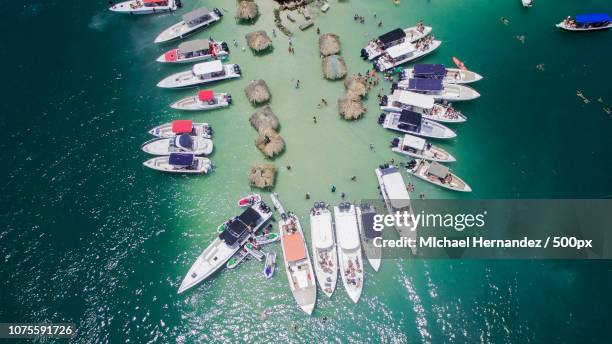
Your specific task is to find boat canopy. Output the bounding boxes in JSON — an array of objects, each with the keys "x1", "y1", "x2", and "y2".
[
  {"x1": 283, "y1": 234, "x2": 306, "y2": 262},
  {"x1": 183, "y1": 7, "x2": 211, "y2": 27},
  {"x1": 402, "y1": 134, "x2": 426, "y2": 151},
  {"x1": 176, "y1": 134, "x2": 193, "y2": 149},
  {"x1": 408, "y1": 78, "x2": 443, "y2": 91},
  {"x1": 237, "y1": 206, "x2": 262, "y2": 228},
  {"x1": 335, "y1": 208, "x2": 360, "y2": 251},
  {"x1": 378, "y1": 28, "x2": 406, "y2": 45},
  {"x1": 178, "y1": 39, "x2": 209, "y2": 54},
  {"x1": 193, "y1": 60, "x2": 223, "y2": 76},
  {"x1": 427, "y1": 162, "x2": 449, "y2": 178},
  {"x1": 172, "y1": 120, "x2": 193, "y2": 134},
  {"x1": 219, "y1": 219, "x2": 248, "y2": 246},
  {"x1": 575, "y1": 13, "x2": 611, "y2": 25},
  {"x1": 144, "y1": 0, "x2": 167, "y2": 4},
  {"x1": 311, "y1": 212, "x2": 334, "y2": 249},
  {"x1": 168, "y1": 153, "x2": 194, "y2": 166},
  {"x1": 198, "y1": 90, "x2": 215, "y2": 101},
  {"x1": 386, "y1": 41, "x2": 415, "y2": 59},
  {"x1": 393, "y1": 90, "x2": 435, "y2": 109},
  {"x1": 413, "y1": 64, "x2": 446, "y2": 77},
  {"x1": 381, "y1": 170, "x2": 411, "y2": 209},
  {"x1": 361, "y1": 212, "x2": 381, "y2": 239},
  {"x1": 399, "y1": 110, "x2": 422, "y2": 131}
]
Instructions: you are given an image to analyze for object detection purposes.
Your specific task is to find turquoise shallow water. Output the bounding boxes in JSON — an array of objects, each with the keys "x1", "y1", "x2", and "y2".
[{"x1": 1, "y1": 0, "x2": 612, "y2": 342}]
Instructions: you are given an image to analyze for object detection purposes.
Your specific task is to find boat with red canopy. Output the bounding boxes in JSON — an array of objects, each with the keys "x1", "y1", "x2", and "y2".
[
  {"x1": 109, "y1": 0, "x2": 178, "y2": 15},
  {"x1": 170, "y1": 90, "x2": 232, "y2": 111},
  {"x1": 157, "y1": 39, "x2": 229, "y2": 64},
  {"x1": 148, "y1": 120, "x2": 212, "y2": 138}
]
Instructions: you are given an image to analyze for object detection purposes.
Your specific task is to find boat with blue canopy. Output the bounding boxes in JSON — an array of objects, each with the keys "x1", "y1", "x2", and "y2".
[
  {"x1": 403, "y1": 64, "x2": 483, "y2": 84},
  {"x1": 556, "y1": 14, "x2": 611, "y2": 31},
  {"x1": 141, "y1": 134, "x2": 213, "y2": 156},
  {"x1": 143, "y1": 153, "x2": 212, "y2": 174},
  {"x1": 378, "y1": 110, "x2": 457, "y2": 139},
  {"x1": 395, "y1": 78, "x2": 480, "y2": 101},
  {"x1": 360, "y1": 25, "x2": 432, "y2": 60}
]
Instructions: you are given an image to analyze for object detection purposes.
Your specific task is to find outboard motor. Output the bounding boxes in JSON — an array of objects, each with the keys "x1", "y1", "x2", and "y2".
[
  {"x1": 377, "y1": 113, "x2": 386, "y2": 125},
  {"x1": 233, "y1": 65, "x2": 241, "y2": 74},
  {"x1": 214, "y1": 8, "x2": 223, "y2": 17},
  {"x1": 390, "y1": 83, "x2": 398, "y2": 92},
  {"x1": 360, "y1": 48, "x2": 367, "y2": 60},
  {"x1": 227, "y1": 94, "x2": 233, "y2": 104},
  {"x1": 379, "y1": 95, "x2": 388, "y2": 106},
  {"x1": 406, "y1": 160, "x2": 417, "y2": 169},
  {"x1": 221, "y1": 41, "x2": 229, "y2": 53},
  {"x1": 390, "y1": 137, "x2": 400, "y2": 148},
  {"x1": 176, "y1": 0, "x2": 182, "y2": 8}
]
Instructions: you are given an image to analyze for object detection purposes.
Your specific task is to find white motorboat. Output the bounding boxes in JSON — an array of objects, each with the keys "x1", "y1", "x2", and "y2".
[
  {"x1": 109, "y1": 0, "x2": 177, "y2": 15},
  {"x1": 406, "y1": 159, "x2": 472, "y2": 192},
  {"x1": 396, "y1": 79, "x2": 480, "y2": 102},
  {"x1": 361, "y1": 25, "x2": 432, "y2": 60},
  {"x1": 375, "y1": 39, "x2": 441, "y2": 72},
  {"x1": 157, "y1": 39, "x2": 229, "y2": 64},
  {"x1": 141, "y1": 134, "x2": 213, "y2": 156},
  {"x1": 309, "y1": 202, "x2": 338, "y2": 298},
  {"x1": 556, "y1": 14, "x2": 611, "y2": 31},
  {"x1": 379, "y1": 111, "x2": 457, "y2": 140},
  {"x1": 390, "y1": 134, "x2": 456, "y2": 163},
  {"x1": 157, "y1": 60, "x2": 241, "y2": 89},
  {"x1": 170, "y1": 90, "x2": 232, "y2": 111},
  {"x1": 143, "y1": 153, "x2": 212, "y2": 174},
  {"x1": 403, "y1": 64, "x2": 483, "y2": 84},
  {"x1": 177, "y1": 202, "x2": 273, "y2": 293},
  {"x1": 522, "y1": 0, "x2": 533, "y2": 8},
  {"x1": 356, "y1": 202, "x2": 382, "y2": 271},
  {"x1": 375, "y1": 166, "x2": 417, "y2": 254},
  {"x1": 380, "y1": 90, "x2": 467, "y2": 123},
  {"x1": 272, "y1": 193, "x2": 317, "y2": 315},
  {"x1": 155, "y1": 7, "x2": 223, "y2": 44},
  {"x1": 148, "y1": 120, "x2": 212, "y2": 139},
  {"x1": 333, "y1": 203, "x2": 364, "y2": 303}
]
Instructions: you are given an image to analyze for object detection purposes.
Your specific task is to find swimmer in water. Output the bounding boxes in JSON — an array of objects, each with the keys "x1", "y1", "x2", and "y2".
[
  {"x1": 500, "y1": 17, "x2": 510, "y2": 25},
  {"x1": 516, "y1": 35, "x2": 525, "y2": 43},
  {"x1": 536, "y1": 64, "x2": 545, "y2": 71}
]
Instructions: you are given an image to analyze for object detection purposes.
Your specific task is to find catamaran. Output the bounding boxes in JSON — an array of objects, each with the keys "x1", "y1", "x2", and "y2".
[
  {"x1": 157, "y1": 60, "x2": 241, "y2": 89},
  {"x1": 272, "y1": 193, "x2": 317, "y2": 315},
  {"x1": 170, "y1": 90, "x2": 232, "y2": 111},
  {"x1": 141, "y1": 134, "x2": 213, "y2": 156},
  {"x1": 391, "y1": 134, "x2": 456, "y2": 163},
  {"x1": 374, "y1": 39, "x2": 441, "y2": 72},
  {"x1": 556, "y1": 14, "x2": 611, "y2": 31},
  {"x1": 380, "y1": 89, "x2": 467, "y2": 123},
  {"x1": 157, "y1": 39, "x2": 229, "y2": 64},
  {"x1": 177, "y1": 202, "x2": 273, "y2": 293},
  {"x1": 148, "y1": 120, "x2": 212, "y2": 139},
  {"x1": 109, "y1": 0, "x2": 178, "y2": 15},
  {"x1": 361, "y1": 25, "x2": 432, "y2": 60},
  {"x1": 406, "y1": 159, "x2": 472, "y2": 192},
  {"x1": 403, "y1": 64, "x2": 483, "y2": 84},
  {"x1": 356, "y1": 202, "x2": 382, "y2": 271},
  {"x1": 155, "y1": 7, "x2": 223, "y2": 43},
  {"x1": 143, "y1": 153, "x2": 212, "y2": 174},
  {"x1": 379, "y1": 110, "x2": 457, "y2": 139},
  {"x1": 396, "y1": 79, "x2": 480, "y2": 101},
  {"x1": 309, "y1": 202, "x2": 338, "y2": 298}
]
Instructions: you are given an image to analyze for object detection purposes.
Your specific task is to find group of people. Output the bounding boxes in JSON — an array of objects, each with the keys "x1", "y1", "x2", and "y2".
[
  {"x1": 316, "y1": 249, "x2": 335, "y2": 275},
  {"x1": 344, "y1": 258, "x2": 362, "y2": 288},
  {"x1": 414, "y1": 35, "x2": 435, "y2": 51}
]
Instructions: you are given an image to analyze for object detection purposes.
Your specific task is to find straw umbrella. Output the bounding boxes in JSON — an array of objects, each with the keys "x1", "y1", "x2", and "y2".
[
  {"x1": 319, "y1": 33, "x2": 340, "y2": 56},
  {"x1": 249, "y1": 163, "x2": 277, "y2": 189},
  {"x1": 255, "y1": 127, "x2": 285, "y2": 158},
  {"x1": 344, "y1": 74, "x2": 369, "y2": 99},
  {"x1": 322, "y1": 55, "x2": 347, "y2": 80},
  {"x1": 236, "y1": 1, "x2": 259, "y2": 22},
  {"x1": 245, "y1": 30, "x2": 272, "y2": 52},
  {"x1": 249, "y1": 105, "x2": 279, "y2": 131},
  {"x1": 244, "y1": 79, "x2": 271, "y2": 104},
  {"x1": 338, "y1": 95, "x2": 366, "y2": 120}
]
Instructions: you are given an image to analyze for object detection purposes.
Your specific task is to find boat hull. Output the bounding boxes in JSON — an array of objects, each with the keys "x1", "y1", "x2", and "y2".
[
  {"x1": 376, "y1": 40, "x2": 442, "y2": 72},
  {"x1": 148, "y1": 122, "x2": 212, "y2": 138},
  {"x1": 143, "y1": 156, "x2": 212, "y2": 174},
  {"x1": 333, "y1": 205, "x2": 364, "y2": 303},
  {"x1": 141, "y1": 137, "x2": 213, "y2": 156},
  {"x1": 157, "y1": 65, "x2": 240, "y2": 89},
  {"x1": 170, "y1": 93, "x2": 231, "y2": 111},
  {"x1": 310, "y1": 207, "x2": 338, "y2": 298},
  {"x1": 109, "y1": 0, "x2": 176, "y2": 14},
  {"x1": 403, "y1": 67, "x2": 483, "y2": 84},
  {"x1": 381, "y1": 112, "x2": 457, "y2": 139},
  {"x1": 155, "y1": 9, "x2": 222, "y2": 43},
  {"x1": 556, "y1": 22, "x2": 612, "y2": 31},
  {"x1": 363, "y1": 26, "x2": 432, "y2": 60}
]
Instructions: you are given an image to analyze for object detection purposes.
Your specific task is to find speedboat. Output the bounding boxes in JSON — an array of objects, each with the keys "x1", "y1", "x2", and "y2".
[
  {"x1": 177, "y1": 202, "x2": 273, "y2": 293},
  {"x1": 263, "y1": 252, "x2": 276, "y2": 279},
  {"x1": 380, "y1": 90, "x2": 467, "y2": 123},
  {"x1": 157, "y1": 39, "x2": 229, "y2": 64},
  {"x1": 374, "y1": 39, "x2": 441, "y2": 72},
  {"x1": 109, "y1": 0, "x2": 177, "y2": 15},
  {"x1": 170, "y1": 90, "x2": 232, "y2": 111},
  {"x1": 390, "y1": 134, "x2": 456, "y2": 163},
  {"x1": 379, "y1": 111, "x2": 457, "y2": 139},
  {"x1": 157, "y1": 60, "x2": 241, "y2": 89},
  {"x1": 272, "y1": 193, "x2": 317, "y2": 315},
  {"x1": 403, "y1": 64, "x2": 483, "y2": 84},
  {"x1": 238, "y1": 193, "x2": 262, "y2": 207},
  {"x1": 155, "y1": 7, "x2": 223, "y2": 43},
  {"x1": 333, "y1": 202, "x2": 363, "y2": 303},
  {"x1": 148, "y1": 120, "x2": 212, "y2": 138},
  {"x1": 556, "y1": 14, "x2": 612, "y2": 31},
  {"x1": 406, "y1": 159, "x2": 472, "y2": 192},
  {"x1": 141, "y1": 134, "x2": 213, "y2": 156},
  {"x1": 375, "y1": 165, "x2": 417, "y2": 253},
  {"x1": 522, "y1": 0, "x2": 533, "y2": 8},
  {"x1": 309, "y1": 202, "x2": 338, "y2": 298},
  {"x1": 143, "y1": 153, "x2": 212, "y2": 174},
  {"x1": 396, "y1": 79, "x2": 480, "y2": 101},
  {"x1": 356, "y1": 202, "x2": 382, "y2": 271},
  {"x1": 361, "y1": 25, "x2": 432, "y2": 60}
]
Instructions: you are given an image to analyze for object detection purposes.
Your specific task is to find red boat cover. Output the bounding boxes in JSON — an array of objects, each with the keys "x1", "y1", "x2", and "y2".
[
  {"x1": 165, "y1": 49, "x2": 178, "y2": 62},
  {"x1": 144, "y1": 0, "x2": 167, "y2": 4},
  {"x1": 198, "y1": 90, "x2": 215, "y2": 101},
  {"x1": 172, "y1": 120, "x2": 193, "y2": 134}
]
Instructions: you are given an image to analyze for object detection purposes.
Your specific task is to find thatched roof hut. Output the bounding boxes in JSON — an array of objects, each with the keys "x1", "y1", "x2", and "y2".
[
  {"x1": 244, "y1": 79, "x2": 271, "y2": 104},
  {"x1": 255, "y1": 127, "x2": 285, "y2": 158},
  {"x1": 249, "y1": 163, "x2": 276, "y2": 189},
  {"x1": 319, "y1": 33, "x2": 340, "y2": 56},
  {"x1": 236, "y1": 1, "x2": 259, "y2": 22},
  {"x1": 322, "y1": 55, "x2": 347, "y2": 80},
  {"x1": 249, "y1": 105, "x2": 279, "y2": 131},
  {"x1": 245, "y1": 30, "x2": 272, "y2": 52},
  {"x1": 338, "y1": 95, "x2": 366, "y2": 120},
  {"x1": 344, "y1": 74, "x2": 369, "y2": 99}
]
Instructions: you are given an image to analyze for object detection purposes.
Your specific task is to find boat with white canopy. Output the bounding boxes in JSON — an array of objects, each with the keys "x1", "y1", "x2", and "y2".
[
  {"x1": 403, "y1": 64, "x2": 483, "y2": 84},
  {"x1": 380, "y1": 90, "x2": 466, "y2": 123},
  {"x1": 143, "y1": 153, "x2": 212, "y2": 174},
  {"x1": 406, "y1": 159, "x2": 472, "y2": 192},
  {"x1": 375, "y1": 38, "x2": 441, "y2": 72},
  {"x1": 155, "y1": 7, "x2": 223, "y2": 44},
  {"x1": 157, "y1": 60, "x2": 241, "y2": 89},
  {"x1": 356, "y1": 202, "x2": 382, "y2": 271},
  {"x1": 309, "y1": 202, "x2": 338, "y2": 298},
  {"x1": 141, "y1": 134, "x2": 213, "y2": 156},
  {"x1": 361, "y1": 25, "x2": 432, "y2": 60},
  {"x1": 157, "y1": 39, "x2": 229, "y2": 64},
  {"x1": 556, "y1": 14, "x2": 611, "y2": 31},
  {"x1": 333, "y1": 203, "x2": 364, "y2": 303},
  {"x1": 390, "y1": 134, "x2": 456, "y2": 163},
  {"x1": 148, "y1": 120, "x2": 212, "y2": 138},
  {"x1": 396, "y1": 79, "x2": 480, "y2": 101},
  {"x1": 379, "y1": 110, "x2": 457, "y2": 139},
  {"x1": 109, "y1": 0, "x2": 177, "y2": 15},
  {"x1": 170, "y1": 90, "x2": 232, "y2": 111}
]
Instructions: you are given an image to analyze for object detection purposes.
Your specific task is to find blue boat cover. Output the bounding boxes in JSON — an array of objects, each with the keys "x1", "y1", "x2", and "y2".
[
  {"x1": 177, "y1": 134, "x2": 193, "y2": 148},
  {"x1": 408, "y1": 78, "x2": 443, "y2": 91},
  {"x1": 575, "y1": 13, "x2": 611, "y2": 25},
  {"x1": 413, "y1": 64, "x2": 446, "y2": 77},
  {"x1": 378, "y1": 28, "x2": 406, "y2": 45},
  {"x1": 399, "y1": 110, "x2": 422, "y2": 127},
  {"x1": 361, "y1": 212, "x2": 380, "y2": 239},
  {"x1": 169, "y1": 153, "x2": 194, "y2": 166}
]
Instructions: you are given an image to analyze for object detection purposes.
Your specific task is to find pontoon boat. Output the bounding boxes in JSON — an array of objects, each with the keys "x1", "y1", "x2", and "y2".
[
  {"x1": 155, "y1": 7, "x2": 223, "y2": 43},
  {"x1": 157, "y1": 60, "x2": 241, "y2": 89}
]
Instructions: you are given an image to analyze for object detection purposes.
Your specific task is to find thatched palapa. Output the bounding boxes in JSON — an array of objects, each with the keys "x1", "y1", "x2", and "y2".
[
  {"x1": 249, "y1": 163, "x2": 276, "y2": 189},
  {"x1": 236, "y1": 1, "x2": 259, "y2": 22},
  {"x1": 344, "y1": 74, "x2": 369, "y2": 99},
  {"x1": 255, "y1": 127, "x2": 285, "y2": 158},
  {"x1": 322, "y1": 55, "x2": 347, "y2": 80},
  {"x1": 319, "y1": 33, "x2": 340, "y2": 56},
  {"x1": 245, "y1": 79, "x2": 271, "y2": 104},
  {"x1": 245, "y1": 30, "x2": 272, "y2": 52},
  {"x1": 249, "y1": 105, "x2": 279, "y2": 131},
  {"x1": 338, "y1": 95, "x2": 366, "y2": 120}
]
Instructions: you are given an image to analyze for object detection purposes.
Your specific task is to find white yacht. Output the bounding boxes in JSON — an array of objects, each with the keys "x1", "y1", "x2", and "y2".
[
  {"x1": 177, "y1": 202, "x2": 273, "y2": 293},
  {"x1": 157, "y1": 39, "x2": 229, "y2": 64},
  {"x1": 141, "y1": 134, "x2": 213, "y2": 156},
  {"x1": 380, "y1": 89, "x2": 467, "y2": 123},
  {"x1": 390, "y1": 134, "x2": 456, "y2": 163},
  {"x1": 155, "y1": 7, "x2": 223, "y2": 44},
  {"x1": 170, "y1": 90, "x2": 232, "y2": 111},
  {"x1": 356, "y1": 202, "x2": 382, "y2": 271},
  {"x1": 396, "y1": 79, "x2": 480, "y2": 102},
  {"x1": 309, "y1": 202, "x2": 338, "y2": 297},
  {"x1": 157, "y1": 60, "x2": 241, "y2": 89},
  {"x1": 148, "y1": 120, "x2": 212, "y2": 138},
  {"x1": 375, "y1": 39, "x2": 441, "y2": 72},
  {"x1": 109, "y1": 0, "x2": 177, "y2": 15},
  {"x1": 143, "y1": 153, "x2": 212, "y2": 174},
  {"x1": 406, "y1": 159, "x2": 472, "y2": 192},
  {"x1": 378, "y1": 110, "x2": 457, "y2": 139},
  {"x1": 403, "y1": 64, "x2": 483, "y2": 84},
  {"x1": 361, "y1": 25, "x2": 432, "y2": 60},
  {"x1": 333, "y1": 203, "x2": 364, "y2": 303}
]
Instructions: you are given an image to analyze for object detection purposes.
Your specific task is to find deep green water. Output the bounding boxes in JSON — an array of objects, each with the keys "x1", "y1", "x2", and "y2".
[{"x1": 1, "y1": 0, "x2": 612, "y2": 342}]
